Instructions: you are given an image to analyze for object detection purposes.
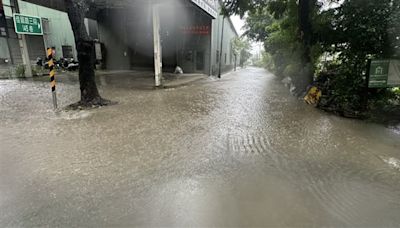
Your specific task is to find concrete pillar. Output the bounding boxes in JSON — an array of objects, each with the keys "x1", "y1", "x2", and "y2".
[
  {"x1": 14, "y1": 0, "x2": 32, "y2": 77},
  {"x1": 152, "y1": 4, "x2": 162, "y2": 87},
  {"x1": 19, "y1": 34, "x2": 32, "y2": 77}
]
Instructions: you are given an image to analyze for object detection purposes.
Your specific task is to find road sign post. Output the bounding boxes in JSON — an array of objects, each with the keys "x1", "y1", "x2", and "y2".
[{"x1": 47, "y1": 48, "x2": 57, "y2": 110}]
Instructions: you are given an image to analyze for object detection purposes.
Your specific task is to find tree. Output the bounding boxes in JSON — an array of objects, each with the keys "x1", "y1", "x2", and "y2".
[
  {"x1": 231, "y1": 37, "x2": 252, "y2": 67},
  {"x1": 316, "y1": 0, "x2": 400, "y2": 113},
  {"x1": 242, "y1": 7, "x2": 273, "y2": 42},
  {"x1": 224, "y1": 0, "x2": 400, "y2": 115},
  {"x1": 222, "y1": 0, "x2": 267, "y2": 17},
  {"x1": 65, "y1": 0, "x2": 111, "y2": 107},
  {"x1": 223, "y1": 0, "x2": 319, "y2": 93}
]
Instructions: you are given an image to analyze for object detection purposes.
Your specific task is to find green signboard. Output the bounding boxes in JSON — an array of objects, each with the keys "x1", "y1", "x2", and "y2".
[
  {"x1": 13, "y1": 13, "x2": 43, "y2": 35},
  {"x1": 368, "y1": 59, "x2": 400, "y2": 88},
  {"x1": 369, "y1": 60, "x2": 390, "y2": 88}
]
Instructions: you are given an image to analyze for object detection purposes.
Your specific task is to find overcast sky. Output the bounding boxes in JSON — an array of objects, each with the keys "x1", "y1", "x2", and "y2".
[
  {"x1": 230, "y1": 15, "x2": 245, "y2": 36},
  {"x1": 230, "y1": 15, "x2": 263, "y2": 55}
]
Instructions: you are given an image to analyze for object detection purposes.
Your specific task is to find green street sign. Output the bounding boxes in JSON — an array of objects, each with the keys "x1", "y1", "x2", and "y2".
[
  {"x1": 387, "y1": 60, "x2": 400, "y2": 87},
  {"x1": 369, "y1": 60, "x2": 390, "y2": 88},
  {"x1": 13, "y1": 13, "x2": 43, "y2": 35}
]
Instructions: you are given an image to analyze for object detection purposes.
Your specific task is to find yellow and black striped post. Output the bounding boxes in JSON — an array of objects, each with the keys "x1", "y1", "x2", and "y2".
[{"x1": 47, "y1": 48, "x2": 58, "y2": 110}]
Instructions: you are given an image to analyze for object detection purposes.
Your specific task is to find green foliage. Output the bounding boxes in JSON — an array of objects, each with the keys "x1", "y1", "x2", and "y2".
[
  {"x1": 393, "y1": 88, "x2": 400, "y2": 101},
  {"x1": 267, "y1": 0, "x2": 288, "y2": 19},
  {"x1": 310, "y1": 43, "x2": 323, "y2": 66},
  {"x1": 260, "y1": 11, "x2": 307, "y2": 80},
  {"x1": 264, "y1": 52, "x2": 275, "y2": 70},
  {"x1": 319, "y1": 65, "x2": 365, "y2": 112},
  {"x1": 222, "y1": 0, "x2": 268, "y2": 18},
  {"x1": 231, "y1": 37, "x2": 251, "y2": 55},
  {"x1": 315, "y1": 0, "x2": 400, "y2": 114},
  {"x1": 283, "y1": 63, "x2": 302, "y2": 79},
  {"x1": 237, "y1": 0, "x2": 317, "y2": 94},
  {"x1": 243, "y1": 8, "x2": 273, "y2": 42},
  {"x1": 15, "y1": 65, "x2": 25, "y2": 78},
  {"x1": 223, "y1": 0, "x2": 400, "y2": 115},
  {"x1": 231, "y1": 37, "x2": 252, "y2": 66}
]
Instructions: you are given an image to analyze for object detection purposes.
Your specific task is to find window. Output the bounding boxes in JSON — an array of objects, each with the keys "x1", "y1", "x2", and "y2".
[{"x1": 62, "y1": 45, "x2": 73, "y2": 58}]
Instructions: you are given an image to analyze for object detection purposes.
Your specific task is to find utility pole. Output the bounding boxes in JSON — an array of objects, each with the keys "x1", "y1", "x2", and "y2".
[
  {"x1": 152, "y1": 2, "x2": 162, "y2": 87},
  {"x1": 234, "y1": 54, "x2": 237, "y2": 71},
  {"x1": 14, "y1": 0, "x2": 32, "y2": 77},
  {"x1": 218, "y1": 16, "x2": 225, "y2": 79}
]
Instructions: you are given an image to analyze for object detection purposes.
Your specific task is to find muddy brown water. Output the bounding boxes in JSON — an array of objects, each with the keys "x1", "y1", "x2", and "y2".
[{"x1": 1, "y1": 68, "x2": 400, "y2": 227}]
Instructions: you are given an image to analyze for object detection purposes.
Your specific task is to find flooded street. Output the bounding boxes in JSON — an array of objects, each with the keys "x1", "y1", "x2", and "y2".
[{"x1": 1, "y1": 68, "x2": 400, "y2": 227}]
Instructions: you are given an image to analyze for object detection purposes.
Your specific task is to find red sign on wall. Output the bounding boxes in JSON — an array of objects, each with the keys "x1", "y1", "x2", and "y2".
[{"x1": 181, "y1": 25, "x2": 210, "y2": 35}]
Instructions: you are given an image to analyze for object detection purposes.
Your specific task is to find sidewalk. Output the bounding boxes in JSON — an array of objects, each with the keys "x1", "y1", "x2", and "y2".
[{"x1": 33, "y1": 70, "x2": 209, "y2": 90}]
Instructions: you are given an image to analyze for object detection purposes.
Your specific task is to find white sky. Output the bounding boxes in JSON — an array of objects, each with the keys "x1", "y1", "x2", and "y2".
[
  {"x1": 230, "y1": 15, "x2": 246, "y2": 36},
  {"x1": 230, "y1": 15, "x2": 263, "y2": 55}
]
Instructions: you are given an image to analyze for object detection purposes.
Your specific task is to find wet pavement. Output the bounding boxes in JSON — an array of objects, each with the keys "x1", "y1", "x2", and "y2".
[{"x1": 1, "y1": 67, "x2": 400, "y2": 227}]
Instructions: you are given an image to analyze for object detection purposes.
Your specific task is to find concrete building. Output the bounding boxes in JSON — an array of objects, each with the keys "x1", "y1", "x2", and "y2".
[
  {"x1": 0, "y1": 0, "x2": 240, "y2": 82},
  {"x1": 0, "y1": 0, "x2": 77, "y2": 77},
  {"x1": 211, "y1": 7, "x2": 240, "y2": 75},
  {"x1": 97, "y1": 0, "x2": 239, "y2": 75},
  {"x1": 1, "y1": 0, "x2": 83, "y2": 61}
]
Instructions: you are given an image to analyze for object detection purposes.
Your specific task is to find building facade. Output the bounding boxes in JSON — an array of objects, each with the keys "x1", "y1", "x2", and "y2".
[
  {"x1": 0, "y1": 0, "x2": 239, "y2": 79},
  {"x1": 0, "y1": 0, "x2": 76, "y2": 70}
]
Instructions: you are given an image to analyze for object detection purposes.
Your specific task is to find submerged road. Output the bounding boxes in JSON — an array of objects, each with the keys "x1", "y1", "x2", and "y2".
[{"x1": 1, "y1": 68, "x2": 400, "y2": 227}]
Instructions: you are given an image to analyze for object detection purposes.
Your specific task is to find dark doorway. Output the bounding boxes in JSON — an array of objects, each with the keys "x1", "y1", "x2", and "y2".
[{"x1": 196, "y1": 51, "x2": 204, "y2": 71}]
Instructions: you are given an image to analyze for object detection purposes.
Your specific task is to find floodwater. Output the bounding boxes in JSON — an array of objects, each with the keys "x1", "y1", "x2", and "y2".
[{"x1": 1, "y1": 68, "x2": 400, "y2": 227}]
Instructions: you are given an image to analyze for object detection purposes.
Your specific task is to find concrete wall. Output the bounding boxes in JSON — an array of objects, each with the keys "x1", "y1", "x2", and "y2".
[
  {"x1": 1, "y1": 0, "x2": 78, "y2": 77},
  {"x1": 0, "y1": 37, "x2": 10, "y2": 59},
  {"x1": 0, "y1": 36, "x2": 12, "y2": 77},
  {"x1": 97, "y1": 1, "x2": 213, "y2": 74},
  {"x1": 2, "y1": 0, "x2": 99, "y2": 62},
  {"x1": 3, "y1": 0, "x2": 77, "y2": 60},
  {"x1": 210, "y1": 4, "x2": 239, "y2": 75},
  {"x1": 175, "y1": 4, "x2": 212, "y2": 74},
  {"x1": 1, "y1": 0, "x2": 238, "y2": 77},
  {"x1": 17, "y1": 0, "x2": 76, "y2": 60},
  {"x1": 0, "y1": 16, "x2": 23, "y2": 76},
  {"x1": 2, "y1": 0, "x2": 23, "y2": 65},
  {"x1": 97, "y1": 8, "x2": 132, "y2": 71}
]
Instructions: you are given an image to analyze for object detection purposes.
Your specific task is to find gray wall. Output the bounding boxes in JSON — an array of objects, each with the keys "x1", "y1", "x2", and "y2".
[
  {"x1": 210, "y1": 4, "x2": 239, "y2": 75},
  {"x1": 2, "y1": 0, "x2": 238, "y2": 76},
  {"x1": 98, "y1": 9, "x2": 131, "y2": 71},
  {"x1": 97, "y1": 1, "x2": 213, "y2": 74},
  {"x1": 174, "y1": 4, "x2": 212, "y2": 74},
  {"x1": 5, "y1": 18, "x2": 23, "y2": 64}
]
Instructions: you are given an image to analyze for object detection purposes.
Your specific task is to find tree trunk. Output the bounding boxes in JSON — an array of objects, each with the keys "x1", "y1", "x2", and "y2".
[
  {"x1": 65, "y1": 0, "x2": 107, "y2": 106},
  {"x1": 298, "y1": 0, "x2": 312, "y2": 60},
  {"x1": 296, "y1": 0, "x2": 314, "y2": 93}
]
